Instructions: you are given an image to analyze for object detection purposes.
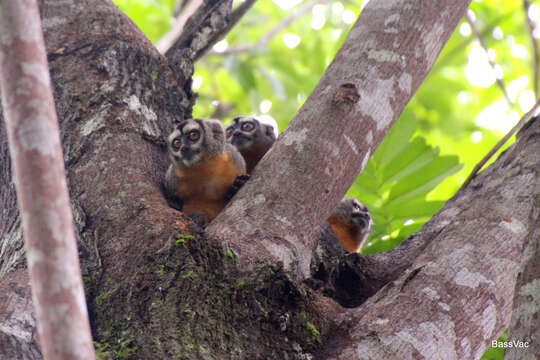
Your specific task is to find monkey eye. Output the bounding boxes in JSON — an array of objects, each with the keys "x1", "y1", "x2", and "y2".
[
  {"x1": 225, "y1": 127, "x2": 234, "y2": 138},
  {"x1": 188, "y1": 130, "x2": 200, "y2": 141},
  {"x1": 357, "y1": 203, "x2": 368, "y2": 212},
  {"x1": 241, "y1": 122, "x2": 254, "y2": 132},
  {"x1": 172, "y1": 138, "x2": 182, "y2": 150}
]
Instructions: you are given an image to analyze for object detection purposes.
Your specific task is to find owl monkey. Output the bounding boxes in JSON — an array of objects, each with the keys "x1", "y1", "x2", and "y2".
[
  {"x1": 225, "y1": 116, "x2": 277, "y2": 174},
  {"x1": 164, "y1": 118, "x2": 248, "y2": 222},
  {"x1": 327, "y1": 198, "x2": 372, "y2": 253},
  {"x1": 311, "y1": 198, "x2": 372, "y2": 285}
]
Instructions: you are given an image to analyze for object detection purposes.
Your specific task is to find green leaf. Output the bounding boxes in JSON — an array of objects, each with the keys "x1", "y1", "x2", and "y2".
[
  {"x1": 381, "y1": 137, "x2": 438, "y2": 185},
  {"x1": 372, "y1": 114, "x2": 418, "y2": 165},
  {"x1": 387, "y1": 157, "x2": 462, "y2": 204},
  {"x1": 385, "y1": 200, "x2": 445, "y2": 220}
]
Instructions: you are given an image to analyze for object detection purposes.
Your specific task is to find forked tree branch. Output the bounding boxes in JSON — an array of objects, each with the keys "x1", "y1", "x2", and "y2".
[
  {"x1": 321, "y1": 115, "x2": 540, "y2": 359},
  {"x1": 165, "y1": 0, "x2": 257, "y2": 62}
]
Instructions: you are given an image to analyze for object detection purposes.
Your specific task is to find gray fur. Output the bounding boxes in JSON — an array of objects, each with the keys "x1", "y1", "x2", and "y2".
[
  {"x1": 225, "y1": 143, "x2": 246, "y2": 172},
  {"x1": 198, "y1": 118, "x2": 225, "y2": 157},
  {"x1": 164, "y1": 164, "x2": 183, "y2": 210}
]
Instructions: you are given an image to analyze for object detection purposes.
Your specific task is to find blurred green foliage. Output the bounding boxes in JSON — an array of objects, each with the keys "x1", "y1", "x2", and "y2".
[{"x1": 111, "y1": 0, "x2": 537, "y2": 358}]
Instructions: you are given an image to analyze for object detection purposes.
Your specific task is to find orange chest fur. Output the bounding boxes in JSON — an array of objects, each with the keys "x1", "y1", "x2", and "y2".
[
  {"x1": 174, "y1": 152, "x2": 242, "y2": 204},
  {"x1": 328, "y1": 216, "x2": 361, "y2": 253}
]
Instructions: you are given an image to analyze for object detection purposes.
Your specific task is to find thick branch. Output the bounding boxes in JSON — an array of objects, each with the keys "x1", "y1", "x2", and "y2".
[
  {"x1": 207, "y1": 0, "x2": 472, "y2": 279},
  {"x1": 321, "y1": 116, "x2": 540, "y2": 359},
  {"x1": 164, "y1": 0, "x2": 257, "y2": 62},
  {"x1": 0, "y1": 271, "x2": 40, "y2": 358}
]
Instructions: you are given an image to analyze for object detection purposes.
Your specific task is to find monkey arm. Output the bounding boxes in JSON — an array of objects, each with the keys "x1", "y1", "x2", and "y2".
[
  {"x1": 163, "y1": 165, "x2": 184, "y2": 211},
  {"x1": 224, "y1": 174, "x2": 250, "y2": 201}
]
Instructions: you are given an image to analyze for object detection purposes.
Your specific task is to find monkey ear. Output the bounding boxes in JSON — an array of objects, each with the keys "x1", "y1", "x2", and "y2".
[
  {"x1": 174, "y1": 119, "x2": 188, "y2": 132},
  {"x1": 263, "y1": 124, "x2": 277, "y2": 140}
]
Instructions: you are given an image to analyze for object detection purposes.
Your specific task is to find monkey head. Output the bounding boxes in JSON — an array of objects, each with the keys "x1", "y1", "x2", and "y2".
[
  {"x1": 225, "y1": 115, "x2": 276, "y2": 151},
  {"x1": 328, "y1": 198, "x2": 372, "y2": 253},
  {"x1": 168, "y1": 118, "x2": 225, "y2": 168}
]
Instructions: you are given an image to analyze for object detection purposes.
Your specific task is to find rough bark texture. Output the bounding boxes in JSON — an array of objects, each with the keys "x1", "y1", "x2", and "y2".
[
  {"x1": 0, "y1": 0, "x2": 94, "y2": 358},
  {"x1": 309, "y1": 225, "x2": 434, "y2": 308},
  {"x1": 206, "y1": 0, "x2": 472, "y2": 279},
  {"x1": 2, "y1": 0, "x2": 537, "y2": 359},
  {"x1": 0, "y1": 270, "x2": 40, "y2": 359},
  {"x1": 322, "y1": 118, "x2": 540, "y2": 359},
  {"x1": 504, "y1": 194, "x2": 540, "y2": 360},
  {"x1": 165, "y1": 0, "x2": 232, "y2": 63}
]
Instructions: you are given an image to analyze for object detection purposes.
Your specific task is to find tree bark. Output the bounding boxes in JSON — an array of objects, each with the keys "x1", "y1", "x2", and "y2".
[
  {"x1": 3, "y1": 0, "x2": 538, "y2": 359},
  {"x1": 504, "y1": 193, "x2": 540, "y2": 360}
]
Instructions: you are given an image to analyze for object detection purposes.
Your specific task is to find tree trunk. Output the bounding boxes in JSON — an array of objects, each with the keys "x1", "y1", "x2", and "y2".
[
  {"x1": 2, "y1": 0, "x2": 537, "y2": 359},
  {"x1": 0, "y1": 0, "x2": 95, "y2": 358}
]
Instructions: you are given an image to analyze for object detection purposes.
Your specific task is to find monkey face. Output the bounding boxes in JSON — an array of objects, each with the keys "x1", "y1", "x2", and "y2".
[
  {"x1": 225, "y1": 116, "x2": 260, "y2": 150},
  {"x1": 168, "y1": 120, "x2": 205, "y2": 167},
  {"x1": 333, "y1": 198, "x2": 372, "y2": 233},
  {"x1": 349, "y1": 199, "x2": 372, "y2": 232}
]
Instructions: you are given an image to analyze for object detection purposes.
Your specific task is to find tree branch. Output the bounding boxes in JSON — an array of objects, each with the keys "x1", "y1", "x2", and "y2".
[
  {"x1": 207, "y1": 0, "x2": 472, "y2": 279},
  {"x1": 465, "y1": 10, "x2": 514, "y2": 106},
  {"x1": 164, "y1": 0, "x2": 257, "y2": 62},
  {"x1": 156, "y1": 0, "x2": 203, "y2": 54},
  {"x1": 309, "y1": 225, "x2": 438, "y2": 308},
  {"x1": 461, "y1": 98, "x2": 540, "y2": 188},
  {"x1": 207, "y1": 0, "x2": 329, "y2": 56},
  {"x1": 504, "y1": 185, "x2": 540, "y2": 359},
  {"x1": 321, "y1": 114, "x2": 540, "y2": 359}
]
